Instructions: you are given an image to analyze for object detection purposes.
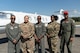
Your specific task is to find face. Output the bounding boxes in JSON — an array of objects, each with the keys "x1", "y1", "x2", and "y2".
[
  {"x1": 51, "y1": 16, "x2": 55, "y2": 22},
  {"x1": 37, "y1": 16, "x2": 41, "y2": 23},
  {"x1": 24, "y1": 16, "x2": 29, "y2": 23},
  {"x1": 10, "y1": 15, "x2": 16, "y2": 23},
  {"x1": 64, "y1": 14, "x2": 68, "y2": 19}
]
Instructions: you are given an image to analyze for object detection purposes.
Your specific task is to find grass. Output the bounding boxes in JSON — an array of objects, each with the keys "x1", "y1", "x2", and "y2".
[{"x1": 75, "y1": 22, "x2": 80, "y2": 25}]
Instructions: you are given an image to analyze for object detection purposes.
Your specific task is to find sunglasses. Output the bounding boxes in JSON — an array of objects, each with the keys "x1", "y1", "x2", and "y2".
[{"x1": 11, "y1": 18, "x2": 15, "y2": 20}]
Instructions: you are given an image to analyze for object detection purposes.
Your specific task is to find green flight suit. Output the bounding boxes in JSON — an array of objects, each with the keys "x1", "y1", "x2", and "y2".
[
  {"x1": 34, "y1": 22, "x2": 46, "y2": 53},
  {"x1": 59, "y1": 19, "x2": 75, "y2": 53},
  {"x1": 6, "y1": 23, "x2": 21, "y2": 53}
]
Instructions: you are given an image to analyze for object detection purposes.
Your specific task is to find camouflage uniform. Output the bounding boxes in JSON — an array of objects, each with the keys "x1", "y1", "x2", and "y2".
[
  {"x1": 46, "y1": 21, "x2": 60, "y2": 53},
  {"x1": 19, "y1": 22, "x2": 35, "y2": 53},
  {"x1": 6, "y1": 23, "x2": 21, "y2": 53},
  {"x1": 59, "y1": 19, "x2": 75, "y2": 53}
]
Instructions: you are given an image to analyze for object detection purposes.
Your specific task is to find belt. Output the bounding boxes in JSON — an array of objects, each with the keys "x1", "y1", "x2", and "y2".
[
  {"x1": 21, "y1": 36, "x2": 33, "y2": 41},
  {"x1": 50, "y1": 36, "x2": 56, "y2": 38},
  {"x1": 27, "y1": 36, "x2": 33, "y2": 40},
  {"x1": 62, "y1": 29, "x2": 71, "y2": 32}
]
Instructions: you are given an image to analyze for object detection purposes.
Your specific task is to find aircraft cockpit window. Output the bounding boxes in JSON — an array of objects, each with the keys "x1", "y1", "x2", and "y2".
[
  {"x1": 45, "y1": 18, "x2": 47, "y2": 21},
  {"x1": 42, "y1": 17, "x2": 45, "y2": 21},
  {"x1": 0, "y1": 13, "x2": 7, "y2": 19},
  {"x1": 29, "y1": 16, "x2": 32, "y2": 21}
]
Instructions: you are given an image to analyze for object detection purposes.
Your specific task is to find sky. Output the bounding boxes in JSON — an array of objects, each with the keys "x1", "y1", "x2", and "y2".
[{"x1": 0, "y1": 0, "x2": 80, "y2": 16}]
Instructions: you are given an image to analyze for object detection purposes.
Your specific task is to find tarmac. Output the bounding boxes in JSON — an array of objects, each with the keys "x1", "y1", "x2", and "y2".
[{"x1": 0, "y1": 27, "x2": 80, "y2": 53}]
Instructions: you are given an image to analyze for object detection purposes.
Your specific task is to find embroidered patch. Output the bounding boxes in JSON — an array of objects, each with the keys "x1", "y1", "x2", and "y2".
[{"x1": 10, "y1": 26, "x2": 14, "y2": 30}]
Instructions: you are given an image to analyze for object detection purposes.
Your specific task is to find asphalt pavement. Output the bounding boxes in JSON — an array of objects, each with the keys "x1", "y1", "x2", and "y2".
[{"x1": 0, "y1": 27, "x2": 80, "y2": 53}]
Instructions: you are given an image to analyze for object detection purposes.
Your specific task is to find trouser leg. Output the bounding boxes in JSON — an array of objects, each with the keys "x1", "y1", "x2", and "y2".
[
  {"x1": 51, "y1": 37, "x2": 58, "y2": 53},
  {"x1": 47, "y1": 38, "x2": 52, "y2": 53},
  {"x1": 35, "y1": 42, "x2": 39, "y2": 53},
  {"x1": 20, "y1": 41, "x2": 27, "y2": 53},
  {"x1": 8, "y1": 41, "x2": 15, "y2": 53},
  {"x1": 60, "y1": 38, "x2": 65, "y2": 53},
  {"x1": 27, "y1": 37, "x2": 35, "y2": 53},
  {"x1": 40, "y1": 38, "x2": 45, "y2": 53},
  {"x1": 66, "y1": 41, "x2": 72, "y2": 53},
  {"x1": 16, "y1": 41, "x2": 20, "y2": 53}
]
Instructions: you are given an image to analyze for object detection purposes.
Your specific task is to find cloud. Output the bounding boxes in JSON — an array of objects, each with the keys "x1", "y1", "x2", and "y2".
[{"x1": 69, "y1": 9, "x2": 80, "y2": 17}]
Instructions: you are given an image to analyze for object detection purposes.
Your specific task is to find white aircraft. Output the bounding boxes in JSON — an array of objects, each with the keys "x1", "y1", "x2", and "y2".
[
  {"x1": 0, "y1": 10, "x2": 64, "y2": 25},
  {"x1": 0, "y1": 11, "x2": 51, "y2": 33},
  {"x1": 0, "y1": 9, "x2": 79, "y2": 33}
]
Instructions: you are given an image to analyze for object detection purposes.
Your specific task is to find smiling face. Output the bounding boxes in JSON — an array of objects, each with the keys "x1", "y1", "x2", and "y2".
[{"x1": 24, "y1": 15, "x2": 29, "y2": 23}]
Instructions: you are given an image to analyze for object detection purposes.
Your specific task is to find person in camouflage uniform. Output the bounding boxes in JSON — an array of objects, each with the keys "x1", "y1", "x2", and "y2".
[
  {"x1": 6, "y1": 15, "x2": 21, "y2": 53},
  {"x1": 59, "y1": 11, "x2": 75, "y2": 53},
  {"x1": 46, "y1": 15, "x2": 60, "y2": 53},
  {"x1": 19, "y1": 15, "x2": 35, "y2": 53}
]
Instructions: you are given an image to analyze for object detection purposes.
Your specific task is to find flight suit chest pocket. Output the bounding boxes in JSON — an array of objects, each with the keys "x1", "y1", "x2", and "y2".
[
  {"x1": 35, "y1": 25, "x2": 42, "y2": 33},
  {"x1": 62, "y1": 21, "x2": 70, "y2": 27},
  {"x1": 36, "y1": 25, "x2": 42, "y2": 28},
  {"x1": 62, "y1": 22, "x2": 71, "y2": 31},
  {"x1": 10, "y1": 26, "x2": 18, "y2": 31}
]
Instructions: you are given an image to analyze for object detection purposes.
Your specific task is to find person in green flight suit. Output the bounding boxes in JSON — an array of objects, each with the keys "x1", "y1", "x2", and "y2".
[
  {"x1": 34, "y1": 16, "x2": 46, "y2": 53},
  {"x1": 6, "y1": 15, "x2": 21, "y2": 53},
  {"x1": 59, "y1": 11, "x2": 75, "y2": 53}
]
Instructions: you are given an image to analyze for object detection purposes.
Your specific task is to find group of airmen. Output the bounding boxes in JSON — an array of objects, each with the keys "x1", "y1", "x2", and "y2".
[{"x1": 5, "y1": 11, "x2": 75, "y2": 53}]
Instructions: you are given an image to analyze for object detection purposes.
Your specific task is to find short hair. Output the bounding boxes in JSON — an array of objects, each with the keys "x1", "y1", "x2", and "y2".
[
  {"x1": 37, "y1": 15, "x2": 41, "y2": 19},
  {"x1": 11, "y1": 14, "x2": 15, "y2": 17},
  {"x1": 51, "y1": 15, "x2": 58, "y2": 21},
  {"x1": 54, "y1": 15, "x2": 58, "y2": 21},
  {"x1": 24, "y1": 15, "x2": 29, "y2": 19},
  {"x1": 10, "y1": 14, "x2": 15, "y2": 18},
  {"x1": 51, "y1": 15, "x2": 55, "y2": 18}
]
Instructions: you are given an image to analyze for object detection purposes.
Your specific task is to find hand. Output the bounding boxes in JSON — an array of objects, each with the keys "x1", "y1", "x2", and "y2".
[
  {"x1": 36, "y1": 38, "x2": 40, "y2": 43},
  {"x1": 58, "y1": 35, "x2": 61, "y2": 39},
  {"x1": 47, "y1": 35, "x2": 50, "y2": 38},
  {"x1": 13, "y1": 39, "x2": 17, "y2": 44},
  {"x1": 36, "y1": 38, "x2": 39, "y2": 42},
  {"x1": 39, "y1": 35, "x2": 44, "y2": 40},
  {"x1": 70, "y1": 37, "x2": 74, "y2": 42},
  {"x1": 38, "y1": 39, "x2": 40, "y2": 43}
]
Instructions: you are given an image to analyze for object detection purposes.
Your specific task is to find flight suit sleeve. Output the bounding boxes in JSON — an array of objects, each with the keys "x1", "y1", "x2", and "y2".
[
  {"x1": 6, "y1": 25, "x2": 14, "y2": 41},
  {"x1": 58, "y1": 21, "x2": 63, "y2": 37},
  {"x1": 42, "y1": 23, "x2": 46, "y2": 36},
  {"x1": 71, "y1": 19, "x2": 75, "y2": 37},
  {"x1": 15, "y1": 25, "x2": 21, "y2": 42}
]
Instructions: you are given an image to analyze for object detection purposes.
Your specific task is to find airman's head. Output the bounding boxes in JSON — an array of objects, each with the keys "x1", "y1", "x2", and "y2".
[
  {"x1": 63, "y1": 11, "x2": 68, "y2": 19},
  {"x1": 24, "y1": 15, "x2": 29, "y2": 23},
  {"x1": 37, "y1": 15, "x2": 41, "y2": 23},
  {"x1": 10, "y1": 15, "x2": 16, "y2": 23}
]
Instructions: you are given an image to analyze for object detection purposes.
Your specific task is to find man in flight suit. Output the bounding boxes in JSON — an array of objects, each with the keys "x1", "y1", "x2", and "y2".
[
  {"x1": 34, "y1": 16, "x2": 46, "y2": 53},
  {"x1": 59, "y1": 11, "x2": 75, "y2": 53},
  {"x1": 6, "y1": 15, "x2": 21, "y2": 53}
]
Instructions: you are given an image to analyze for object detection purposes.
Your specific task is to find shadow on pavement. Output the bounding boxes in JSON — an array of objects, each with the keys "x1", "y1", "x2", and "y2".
[
  {"x1": 75, "y1": 34, "x2": 80, "y2": 37},
  {"x1": 0, "y1": 34, "x2": 80, "y2": 44},
  {"x1": 0, "y1": 37, "x2": 8, "y2": 44}
]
